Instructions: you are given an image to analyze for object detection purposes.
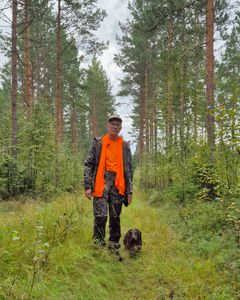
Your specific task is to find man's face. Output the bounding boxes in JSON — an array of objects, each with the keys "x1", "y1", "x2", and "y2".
[{"x1": 107, "y1": 119, "x2": 122, "y2": 137}]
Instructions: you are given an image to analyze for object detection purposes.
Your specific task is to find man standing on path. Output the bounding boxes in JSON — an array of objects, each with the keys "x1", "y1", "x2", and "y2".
[{"x1": 84, "y1": 115, "x2": 133, "y2": 252}]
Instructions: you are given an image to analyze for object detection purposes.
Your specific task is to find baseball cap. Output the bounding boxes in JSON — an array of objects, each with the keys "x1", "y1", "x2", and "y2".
[{"x1": 108, "y1": 114, "x2": 122, "y2": 123}]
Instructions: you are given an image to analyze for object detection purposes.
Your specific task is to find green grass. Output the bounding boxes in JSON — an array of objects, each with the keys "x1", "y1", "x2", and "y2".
[{"x1": 0, "y1": 192, "x2": 237, "y2": 299}]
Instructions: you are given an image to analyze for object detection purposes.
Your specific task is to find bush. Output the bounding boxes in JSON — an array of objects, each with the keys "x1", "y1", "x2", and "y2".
[{"x1": 0, "y1": 107, "x2": 85, "y2": 199}]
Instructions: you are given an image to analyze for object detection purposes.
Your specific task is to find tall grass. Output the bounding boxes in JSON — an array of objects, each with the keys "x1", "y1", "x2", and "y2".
[{"x1": 0, "y1": 192, "x2": 237, "y2": 299}]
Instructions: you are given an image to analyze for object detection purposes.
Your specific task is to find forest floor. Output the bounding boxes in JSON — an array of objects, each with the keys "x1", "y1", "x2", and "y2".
[{"x1": 0, "y1": 191, "x2": 237, "y2": 300}]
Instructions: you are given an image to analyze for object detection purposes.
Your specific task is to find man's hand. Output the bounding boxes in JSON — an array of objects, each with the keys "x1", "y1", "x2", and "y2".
[
  {"x1": 85, "y1": 189, "x2": 92, "y2": 200},
  {"x1": 127, "y1": 194, "x2": 132, "y2": 205}
]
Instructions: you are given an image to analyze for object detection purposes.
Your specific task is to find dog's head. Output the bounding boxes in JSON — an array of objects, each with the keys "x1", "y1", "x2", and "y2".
[
  {"x1": 124, "y1": 228, "x2": 142, "y2": 255},
  {"x1": 128, "y1": 228, "x2": 141, "y2": 241}
]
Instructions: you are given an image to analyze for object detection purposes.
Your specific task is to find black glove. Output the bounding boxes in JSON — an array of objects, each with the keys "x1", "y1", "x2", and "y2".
[{"x1": 123, "y1": 197, "x2": 129, "y2": 207}]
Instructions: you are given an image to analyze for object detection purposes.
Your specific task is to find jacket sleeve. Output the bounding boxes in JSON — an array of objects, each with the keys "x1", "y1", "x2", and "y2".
[{"x1": 84, "y1": 139, "x2": 96, "y2": 191}]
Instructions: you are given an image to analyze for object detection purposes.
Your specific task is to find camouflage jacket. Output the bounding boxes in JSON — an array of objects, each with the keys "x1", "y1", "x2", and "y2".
[{"x1": 84, "y1": 136, "x2": 133, "y2": 196}]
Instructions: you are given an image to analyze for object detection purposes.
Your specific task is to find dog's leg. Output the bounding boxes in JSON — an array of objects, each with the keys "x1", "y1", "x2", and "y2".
[{"x1": 129, "y1": 248, "x2": 136, "y2": 258}]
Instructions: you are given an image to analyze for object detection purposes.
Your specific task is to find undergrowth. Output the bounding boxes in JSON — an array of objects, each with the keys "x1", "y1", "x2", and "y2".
[{"x1": 0, "y1": 192, "x2": 238, "y2": 299}]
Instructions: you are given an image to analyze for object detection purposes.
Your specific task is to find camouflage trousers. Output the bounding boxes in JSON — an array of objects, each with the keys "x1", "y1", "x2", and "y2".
[{"x1": 93, "y1": 170, "x2": 123, "y2": 248}]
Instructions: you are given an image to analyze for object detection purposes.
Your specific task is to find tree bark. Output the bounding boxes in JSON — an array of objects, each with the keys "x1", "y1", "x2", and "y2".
[
  {"x1": 56, "y1": 0, "x2": 63, "y2": 143},
  {"x1": 36, "y1": 24, "x2": 40, "y2": 105},
  {"x1": 179, "y1": 63, "x2": 186, "y2": 155},
  {"x1": 193, "y1": 7, "x2": 199, "y2": 142},
  {"x1": 24, "y1": 0, "x2": 31, "y2": 117},
  {"x1": 206, "y1": 0, "x2": 215, "y2": 151},
  {"x1": 92, "y1": 93, "x2": 98, "y2": 136},
  {"x1": 167, "y1": 18, "x2": 173, "y2": 150},
  {"x1": 143, "y1": 62, "x2": 149, "y2": 153},
  {"x1": 11, "y1": 0, "x2": 18, "y2": 158},
  {"x1": 139, "y1": 79, "x2": 145, "y2": 160},
  {"x1": 71, "y1": 105, "x2": 78, "y2": 154},
  {"x1": 150, "y1": 78, "x2": 157, "y2": 154}
]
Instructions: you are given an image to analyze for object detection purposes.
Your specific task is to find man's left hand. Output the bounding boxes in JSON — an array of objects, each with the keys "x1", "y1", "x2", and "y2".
[{"x1": 128, "y1": 194, "x2": 132, "y2": 205}]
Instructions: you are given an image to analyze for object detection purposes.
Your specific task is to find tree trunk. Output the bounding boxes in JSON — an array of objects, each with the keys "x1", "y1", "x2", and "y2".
[
  {"x1": 193, "y1": 8, "x2": 199, "y2": 142},
  {"x1": 36, "y1": 24, "x2": 40, "y2": 105},
  {"x1": 150, "y1": 78, "x2": 157, "y2": 154},
  {"x1": 71, "y1": 105, "x2": 78, "y2": 154},
  {"x1": 143, "y1": 62, "x2": 149, "y2": 153},
  {"x1": 92, "y1": 93, "x2": 98, "y2": 136},
  {"x1": 56, "y1": 0, "x2": 63, "y2": 143},
  {"x1": 24, "y1": 0, "x2": 31, "y2": 117},
  {"x1": 179, "y1": 63, "x2": 186, "y2": 155},
  {"x1": 139, "y1": 79, "x2": 145, "y2": 160},
  {"x1": 11, "y1": 0, "x2": 18, "y2": 158},
  {"x1": 43, "y1": 60, "x2": 46, "y2": 104},
  {"x1": 167, "y1": 19, "x2": 173, "y2": 150},
  {"x1": 206, "y1": 0, "x2": 215, "y2": 151}
]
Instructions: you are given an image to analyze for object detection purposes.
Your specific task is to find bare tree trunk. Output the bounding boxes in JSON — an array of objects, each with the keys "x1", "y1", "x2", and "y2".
[
  {"x1": 206, "y1": 0, "x2": 215, "y2": 151},
  {"x1": 60, "y1": 103, "x2": 64, "y2": 140},
  {"x1": 43, "y1": 61, "x2": 46, "y2": 104},
  {"x1": 11, "y1": 0, "x2": 18, "y2": 158},
  {"x1": 20, "y1": 68, "x2": 25, "y2": 113},
  {"x1": 71, "y1": 105, "x2": 78, "y2": 154},
  {"x1": 36, "y1": 24, "x2": 40, "y2": 105},
  {"x1": 24, "y1": 0, "x2": 31, "y2": 117},
  {"x1": 55, "y1": 0, "x2": 63, "y2": 143},
  {"x1": 193, "y1": 8, "x2": 199, "y2": 142},
  {"x1": 92, "y1": 93, "x2": 98, "y2": 136},
  {"x1": 193, "y1": 66, "x2": 198, "y2": 142},
  {"x1": 55, "y1": 0, "x2": 62, "y2": 186},
  {"x1": 179, "y1": 10, "x2": 186, "y2": 155},
  {"x1": 154, "y1": 91, "x2": 157, "y2": 154},
  {"x1": 143, "y1": 62, "x2": 149, "y2": 153},
  {"x1": 43, "y1": 41, "x2": 51, "y2": 109},
  {"x1": 231, "y1": 102, "x2": 236, "y2": 141},
  {"x1": 149, "y1": 86, "x2": 154, "y2": 154},
  {"x1": 167, "y1": 18, "x2": 173, "y2": 150},
  {"x1": 150, "y1": 78, "x2": 157, "y2": 154},
  {"x1": 139, "y1": 79, "x2": 145, "y2": 160},
  {"x1": 179, "y1": 63, "x2": 186, "y2": 155}
]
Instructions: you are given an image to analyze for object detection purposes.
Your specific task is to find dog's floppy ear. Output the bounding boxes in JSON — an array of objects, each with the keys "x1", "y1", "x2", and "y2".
[
  {"x1": 127, "y1": 229, "x2": 133, "y2": 239},
  {"x1": 139, "y1": 231, "x2": 142, "y2": 239},
  {"x1": 139, "y1": 231, "x2": 142, "y2": 245}
]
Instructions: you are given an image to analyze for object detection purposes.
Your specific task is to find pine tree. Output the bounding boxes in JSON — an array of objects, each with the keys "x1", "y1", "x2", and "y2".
[{"x1": 85, "y1": 57, "x2": 115, "y2": 136}]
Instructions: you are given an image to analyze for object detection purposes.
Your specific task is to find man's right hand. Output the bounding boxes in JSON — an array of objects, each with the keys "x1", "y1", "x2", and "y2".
[{"x1": 85, "y1": 189, "x2": 92, "y2": 200}]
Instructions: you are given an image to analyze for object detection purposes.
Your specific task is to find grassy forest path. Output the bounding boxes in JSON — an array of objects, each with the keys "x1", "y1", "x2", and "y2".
[{"x1": 0, "y1": 192, "x2": 234, "y2": 300}]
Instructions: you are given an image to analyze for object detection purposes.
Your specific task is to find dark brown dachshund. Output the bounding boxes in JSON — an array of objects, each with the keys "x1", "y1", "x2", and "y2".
[{"x1": 123, "y1": 228, "x2": 142, "y2": 257}]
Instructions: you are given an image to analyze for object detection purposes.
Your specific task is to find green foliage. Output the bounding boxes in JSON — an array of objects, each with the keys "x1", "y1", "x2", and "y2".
[
  {"x1": 17, "y1": 107, "x2": 56, "y2": 195},
  {"x1": 0, "y1": 0, "x2": 109, "y2": 199},
  {"x1": 169, "y1": 199, "x2": 240, "y2": 293},
  {"x1": 225, "y1": 201, "x2": 240, "y2": 247},
  {"x1": 139, "y1": 138, "x2": 240, "y2": 205},
  {"x1": 0, "y1": 105, "x2": 84, "y2": 198},
  {"x1": 56, "y1": 147, "x2": 83, "y2": 193},
  {"x1": 191, "y1": 157, "x2": 220, "y2": 201},
  {"x1": 0, "y1": 154, "x2": 19, "y2": 198},
  {"x1": 85, "y1": 57, "x2": 115, "y2": 136}
]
